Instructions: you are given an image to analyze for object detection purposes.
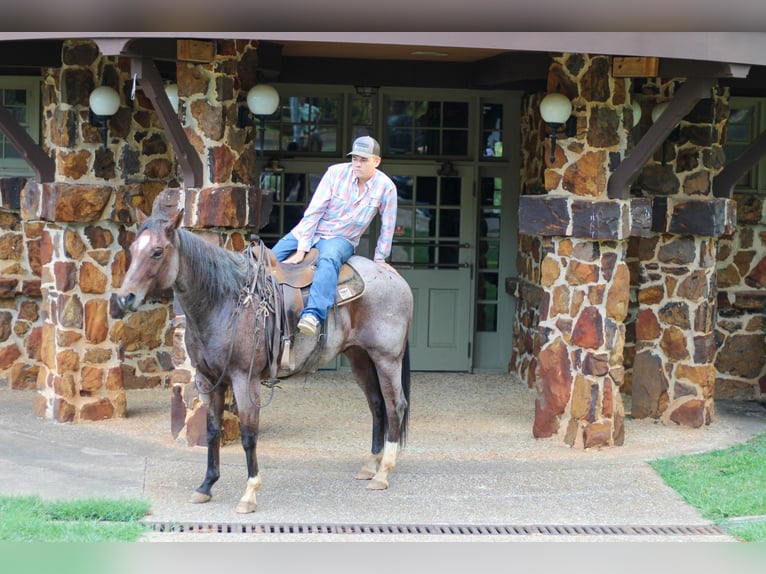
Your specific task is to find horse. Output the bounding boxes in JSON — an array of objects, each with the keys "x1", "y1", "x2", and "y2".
[{"x1": 113, "y1": 209, "x2": 413, "y2": 514}]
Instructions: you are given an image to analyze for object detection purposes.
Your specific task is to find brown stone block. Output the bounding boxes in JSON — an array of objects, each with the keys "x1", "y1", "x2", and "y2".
[
  {"x1": 583, "y1": 422, "x2": 612, "y2": 449},
  {"x1": 54, "y1": 398, "x2": 76, "y2": 423},
  {"x1": 80, "y1": 365, "x2": 104, "y2": 394},
  {"x1": 84, "y1": 347, "x2": 112, "y2": 363},
  {"x1": 84, "y1": 299, "x2": 109, "y2": 343},
  {"x1": 570, "y1": 374, "x2": 594, "y2": 420},
  {"x1": 194, "y1": 186, "x2": 247, "y2": 228},
  {"x1": 540, "y1": 256, "x2": 561, "y2": 288},
  {"x1": 39, "y1": 184, "x2": 113, "y2": 223},
  {"x1": 660, "y1": 326, "x2": 690, "y2": 361},
  {"x1": 21, "y1": 279, "x2": 41, "y2": 298},
  {"x1": 54, "y1": 261, "x2": 77, "y2": 292},
  {"x1": 40, "y1": 322, "x2": 56, "y2": 369},
  {"x1": 10, "y1": 363, "x2": 38, "y2": 390},
  {"x1": 637, "y1": 284, "x2": 665, "y2": 305},
  {"x1": 715, "y1": 333, "x2": 765, "y2": 378},
  {"x1": 636, "y1": 309, "x2": 661, "y2": 341},
  {"x1": 605, "y1": 263, "x2": 630, "y2": 321},
  {"x1": 572, "y1": 306, "x2": 603, "y2": 349},
  {"x1": 519, "y1": 195, "x2": 571, "y2": 237},
  {"x1": 53, "y1": 373, "x2": 76, "y2": 399},
  {"x1": 562, "y1": 150, "x2": 607, "y2": 197},
  {"x1": 14, "y1": 299, "x2": 34, "y2": 327},
  {"x1": 669, "y1": 399, "x2": 707, "y2": 428},
  {"x1": 105, "y1": 366, "x2": 124, "y2": 391},
  {"x1": 566, "y1": 260, "x2": 599, "y2": 285},
  {"x1": 80, "y1": 398, "x2": 115, "y2": 421},
  {"x1": 58, "y1": 293, "x2": 83, "y2": 329},
  {"x1": 582, "y1": 352, "x2": 609, "y2": 377},
  {"x1": 24, "y1": 325, "x2": 42, "y2": 361},
  {"x1": 58, "y1": 150, "x2": 90, "y2": 180},
  {"x1": 572, "y1": 199, "x2": 630, "y2": 241},
  {"x1": 632, "y1": 350, "x2": 668, "y2": 419},
  {"x1": 659, "y1": 302, "x2": 690, "y2": 330},
  {"x1": 56, "y1": 329, "x2": 81, "y2": 348},
  {"x1": 79, "y1": 261, "x2": 108, "y2": 294},
  {"x1": 532, "y1": 337, "x2": 573, "y2": 438},
  {"x1": 667, "y1": 198, "x2": 735, "y2": 237},
  {"x1": 56, "y1": 348, "x2": 79, "y2": 373},
  {"x1": 0, "y1": 343, "x2": 21, "y2": 369}
]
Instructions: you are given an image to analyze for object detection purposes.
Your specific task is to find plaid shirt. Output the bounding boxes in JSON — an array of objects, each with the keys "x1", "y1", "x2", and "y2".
[{"x1": 290, "y1": 162, "x2": 398, "y2": 262}]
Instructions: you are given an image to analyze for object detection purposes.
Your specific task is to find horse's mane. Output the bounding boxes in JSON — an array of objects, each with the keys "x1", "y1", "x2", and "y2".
[{"x1": 140, "y1": 217, "x2": 249, "y2": 307}]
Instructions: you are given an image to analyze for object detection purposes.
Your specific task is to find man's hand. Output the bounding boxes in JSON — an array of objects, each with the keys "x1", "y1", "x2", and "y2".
[{"x1": 284, "y1": 250, "x2": 308, "y2": 264}]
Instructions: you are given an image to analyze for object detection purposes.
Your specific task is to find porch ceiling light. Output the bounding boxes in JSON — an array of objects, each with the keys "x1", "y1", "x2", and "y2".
[
  {"x1": 238, "y1": 84, "x2": 280, "y2": 155},
  {"x1": 88, "y1": 86, "x2": 120, "y2": 151},
  {"x1": 539, "y1": 93, "x2": 576, "y2": 164}
]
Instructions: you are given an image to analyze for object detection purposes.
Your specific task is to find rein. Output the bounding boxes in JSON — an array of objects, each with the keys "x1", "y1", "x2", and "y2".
[{"x1": 193, "y1": 237, "x2": 283, "y2": 409}]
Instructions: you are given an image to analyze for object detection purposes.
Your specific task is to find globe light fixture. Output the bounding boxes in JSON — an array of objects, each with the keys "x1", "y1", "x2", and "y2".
[
  {"x1": 238, "y1": 84, "x2": 280, "y2": 155},
  {"x1": 88, "y1": 86, "x2": 121, "y2": 150},
  {"x1": 539, "y1": 92, "x2": 576, "y2": 164}
]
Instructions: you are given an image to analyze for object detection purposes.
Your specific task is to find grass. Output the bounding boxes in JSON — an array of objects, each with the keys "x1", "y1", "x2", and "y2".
[
  {"x1": 650, "y1": 431, "x2": 766, "y2": 542},
  {"x1": 0, "y1": 495, "x2": 151, "y2": 542}
]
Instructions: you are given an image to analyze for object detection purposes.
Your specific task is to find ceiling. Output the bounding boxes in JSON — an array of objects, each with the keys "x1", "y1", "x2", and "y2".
[{"x1": 278, "y1": 41, "x2": 507, "y2": 63}]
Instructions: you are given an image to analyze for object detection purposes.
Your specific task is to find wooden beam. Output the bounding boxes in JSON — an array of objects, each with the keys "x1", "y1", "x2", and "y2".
[
  {"x1": 130, "y1": 57, "x2": 202, "y2": 189},
  {"x1": 607, "y1": 76, "x2": 715, "y2": 199},
  {"x1": 713, "y1": 128, "x2": 766, "y2": 198},
  {"x1": 0, "y1": 105, "x2": 54, "y2": 182}
]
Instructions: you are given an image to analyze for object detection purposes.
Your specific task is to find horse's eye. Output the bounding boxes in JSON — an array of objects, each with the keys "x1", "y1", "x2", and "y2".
[{"x1": 152, "y1": 248, "x2": 164, "y2": 259}]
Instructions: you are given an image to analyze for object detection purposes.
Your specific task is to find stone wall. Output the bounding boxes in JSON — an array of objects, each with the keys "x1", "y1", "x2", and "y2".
[
  {"x1": 0, "y1": 38, "x2": 270, "y2": 426},
  {"x1": 511, "y1": 53, "x2": 742, "y2": 444},
  {"x1": 715, "y1": 192, "x2": 766, "y2": 400}
]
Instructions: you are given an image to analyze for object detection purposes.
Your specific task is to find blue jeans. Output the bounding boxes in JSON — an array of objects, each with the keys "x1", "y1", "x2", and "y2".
[{"x1": 271, "y1": 233, "x2": 354, "y2": 323}]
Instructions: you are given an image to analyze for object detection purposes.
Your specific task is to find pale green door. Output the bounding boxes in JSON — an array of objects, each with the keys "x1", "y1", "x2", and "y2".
[{"x1": 381, "y1": 163, "x2": 475, "y2": 371}]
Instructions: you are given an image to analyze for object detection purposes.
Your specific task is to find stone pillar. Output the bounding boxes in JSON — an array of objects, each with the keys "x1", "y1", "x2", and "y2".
[
  {"x1": 24, "y1": 183, "x2": 129, "y2": 421},
  {"x1": 517, "y1": 54, "x2": 646, "y2": 447},
  {"x1": 630, "y1": 81, "x2": 735, "y2": 426},
  {"x1": 632, "y1": 199, "x2": 735, "y2": 426},
  {"x1": 28, "y1": 39, "x2": 179, "y2": 420}
]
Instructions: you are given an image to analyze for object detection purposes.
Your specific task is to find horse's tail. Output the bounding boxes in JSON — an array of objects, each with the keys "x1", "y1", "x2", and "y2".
[{"x1": 398, "y1": 339, "x2": 411, "y2": 449}]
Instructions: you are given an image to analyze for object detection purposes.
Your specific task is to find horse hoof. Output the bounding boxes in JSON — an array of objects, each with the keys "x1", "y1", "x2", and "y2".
[
  {"x1": 355, "y1": 469, "x2": 375, "y2": 480},
  {"x1": 190, "y1": 491, "x2": 211, "y2": 504},
  {"x1": 235, "y1": 501, "x2": 257, "y2": 514},
  {"x1": 366, "y1": 478, "x2": 389, "y2": 491}
]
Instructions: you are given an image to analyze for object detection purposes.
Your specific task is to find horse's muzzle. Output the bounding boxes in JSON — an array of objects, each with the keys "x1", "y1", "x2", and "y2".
[{"x1": 112, "y1": 293, "x2": 136, "y2": 318}]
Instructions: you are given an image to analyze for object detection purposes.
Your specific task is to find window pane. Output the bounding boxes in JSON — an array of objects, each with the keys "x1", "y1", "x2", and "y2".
[
  {"x1": 478, "y1": 272, "x2": 499, "y2": 300},
  {"x1": 441, "y1": 177, "x2": 461, "y2": 205},
  {"x1": 443, "y1": 130, "x2": 468, "y2": 155},
  {"x1": 482, "y1": 103, "x2": 503, "y2": 158},
  {"x1": 443, "y1": 101, "x2": 468, "y2": 128},
  {"x1": 439, "y1": 209, "x2": 461, "y2": 238},
  {"x1": 416, "y1": 176, "x2": 437, "y2": 205},
  {"x1": 284, "y1": 173, "x2": 308, "y2": 203},
  {"x1": 477, "y1": 304, "x2": 497, "y2": 332}
]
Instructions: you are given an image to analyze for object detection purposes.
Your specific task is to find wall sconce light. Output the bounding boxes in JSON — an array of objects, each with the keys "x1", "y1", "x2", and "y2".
[
  {"x1": 237, "y1": 84, "x2": 280, "y2": 156},
  {"x1": 355, "y1": 85, "x2": 379, "y2": 98},
  {"x1": 164, "y1": 83, "x2": 179, "y2": 114},
  {"x1": 88, "y1": 86, "x2": 120, "y2": 151},
  {"x1": 631, "y1": 100, "x2": 642, "y2": 127},
  {"x1": 539, "y1": 92, "x2": 576, "y2": 164}
]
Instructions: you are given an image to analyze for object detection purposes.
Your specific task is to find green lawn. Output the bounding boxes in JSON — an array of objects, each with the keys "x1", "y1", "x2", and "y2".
[
  {"x1": 0, "y1": 495, "x2": 151, "y2": 542},
  {"x1": 650, "y1": 431, "x2": 766, "y2": 542}
]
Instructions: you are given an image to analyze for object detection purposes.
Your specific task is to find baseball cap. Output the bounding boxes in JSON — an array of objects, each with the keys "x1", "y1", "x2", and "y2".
[{"x1": 347, "y1": 136, "x2": 381, "y2": 158}]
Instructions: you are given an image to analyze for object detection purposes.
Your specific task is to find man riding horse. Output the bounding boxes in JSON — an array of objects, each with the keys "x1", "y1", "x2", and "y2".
[{"x1": 271, "y1": 136, "x2": 399, "y2": 336}]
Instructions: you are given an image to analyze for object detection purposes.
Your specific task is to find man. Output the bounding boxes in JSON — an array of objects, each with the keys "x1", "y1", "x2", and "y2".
[{"x1": 271, "y1": 136, "x2": 398, "y2": 336}]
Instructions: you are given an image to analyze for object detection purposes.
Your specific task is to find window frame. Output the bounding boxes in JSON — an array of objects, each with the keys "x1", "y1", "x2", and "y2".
[{"x1": 0, "y1": 75, "x2": 41, "y2": 178}]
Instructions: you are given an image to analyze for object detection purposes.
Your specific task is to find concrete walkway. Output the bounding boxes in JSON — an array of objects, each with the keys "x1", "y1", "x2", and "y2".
[{"x1": 1, "y1": 372, "x2": 764, "y2": 542}]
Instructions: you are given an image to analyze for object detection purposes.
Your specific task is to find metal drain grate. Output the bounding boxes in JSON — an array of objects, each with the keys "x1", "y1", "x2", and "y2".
[{"x1": 144, "y1": 521, "x2": 727, "y2": 537}]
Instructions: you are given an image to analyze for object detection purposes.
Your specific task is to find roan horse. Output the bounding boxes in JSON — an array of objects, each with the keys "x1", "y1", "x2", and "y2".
[{"x1": 114, "y1": 209, "x2": 413, "y2": 513}]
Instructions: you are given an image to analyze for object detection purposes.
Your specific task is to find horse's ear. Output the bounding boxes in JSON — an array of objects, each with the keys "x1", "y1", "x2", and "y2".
[
  {"x1": 136, "y1": 209, "x2": 148, "y2": 225},
  {"x1": 165, "y1": 209, "x2": 185, "y2": 235}
]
